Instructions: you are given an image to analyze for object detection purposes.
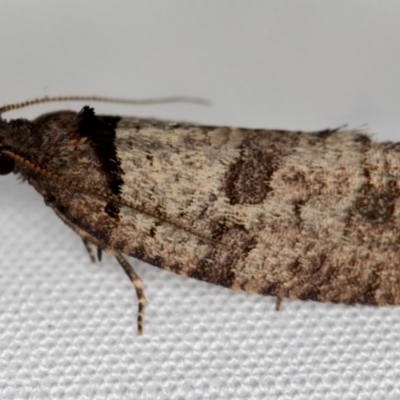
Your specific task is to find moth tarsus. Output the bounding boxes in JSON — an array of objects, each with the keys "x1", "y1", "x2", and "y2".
[
  {"x1": 114, "y1": 252, "x2": 146, "y2": 336},
  {"x1": 2, "y1": 96, "x2": 400, "y2": 335},
  {"x1": 275, "y1": 296, "x2": 283, "y2": 311}
]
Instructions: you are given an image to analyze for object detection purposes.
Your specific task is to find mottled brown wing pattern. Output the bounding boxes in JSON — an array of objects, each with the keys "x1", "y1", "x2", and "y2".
[
  {"x1": 112, "y1": 119, "x2": 400, "y2": 307},
  {"x1": 32, "y1": 110, "x2": 400, "y2": 302},
  {"x1": 2, "y1": 105, "x2": 400, "y2": 334}
]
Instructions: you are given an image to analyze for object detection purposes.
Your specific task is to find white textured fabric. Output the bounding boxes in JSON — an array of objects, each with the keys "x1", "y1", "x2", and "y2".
[
  {"x1": 2, "y1": 178, "x2": 400, "y2": 399},
  {"x1": 1, "y1": 1, "x2": 400, "y2": 399}
]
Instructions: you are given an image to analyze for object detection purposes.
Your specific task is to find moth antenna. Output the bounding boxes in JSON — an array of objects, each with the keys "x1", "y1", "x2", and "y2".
[{"x1": 0, "y1": 95, "x2": 211, "y2": 116}]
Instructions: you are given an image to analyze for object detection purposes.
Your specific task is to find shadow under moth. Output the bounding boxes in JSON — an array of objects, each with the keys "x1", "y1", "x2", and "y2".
[{"x1": 1, "y1": 95, "x2": 399, "y2": 334}]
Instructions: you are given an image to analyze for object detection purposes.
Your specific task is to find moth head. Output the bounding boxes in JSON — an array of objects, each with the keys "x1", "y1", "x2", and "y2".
[
  {"x1": 0, "y1": 150, "x2": 14, "y2": 175},
  {"x1": 0, "y1": 120, "x2": 13, "y2": 174}
]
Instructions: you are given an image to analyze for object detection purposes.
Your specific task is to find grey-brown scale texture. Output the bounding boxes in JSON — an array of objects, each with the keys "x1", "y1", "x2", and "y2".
[{"x1": 2, "y1": 108, "x2": 400, "y2": 306}]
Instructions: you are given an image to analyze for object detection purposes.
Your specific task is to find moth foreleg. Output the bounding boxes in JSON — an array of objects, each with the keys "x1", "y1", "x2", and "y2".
[
  {"x1": 114, "y1": 252, "x2": 146, "y2": 335},
  {"x1": 54, "y1": 211, "x2": 146, "y2": 332},
  {"x1": 82, "y1": 238, "x2": 97, "y2": 264},
  {"x1": 82, "y1": 238, "x2": 103, "y2": 264}
]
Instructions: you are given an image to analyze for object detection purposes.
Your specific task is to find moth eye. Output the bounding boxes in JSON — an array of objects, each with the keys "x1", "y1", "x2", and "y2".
[{"x1": 0, "y1": 153, "x2": 14, "y2": 175}]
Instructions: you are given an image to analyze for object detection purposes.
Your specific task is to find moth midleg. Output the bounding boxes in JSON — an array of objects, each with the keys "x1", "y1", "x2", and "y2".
[
  {"x1": 114, "y1": 252, "x2": 146, "y2": 335},
  {"x1": 54, "y1": 209, "x2": 146, "y2": 333},
  {"x1": 82, "y1": 238, "x2": 97, "y2": 264},
  {"x1": 275, "y1": 296, "x2": 283, "y2": 311},
  {"x1": 82, "y1": 238, "x2": 103, "y2": 263}
]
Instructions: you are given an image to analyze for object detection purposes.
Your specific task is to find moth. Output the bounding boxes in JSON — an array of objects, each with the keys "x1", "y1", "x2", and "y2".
[{"x1": 1, "y1": 95, "x2": 400, "y2": 334}]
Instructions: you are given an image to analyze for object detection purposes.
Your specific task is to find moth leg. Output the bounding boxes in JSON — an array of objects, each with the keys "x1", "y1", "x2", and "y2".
[
  {"x1": 82, "y1": 238, "x2": 97, "y2": 264},
  {"x1": 114, "y1": 252, "x2": 146, "y2": 335},
  {"x1": 97, "y1": 247, "x2": 102, "y2": 262},
  {"x1": 275, "y1": 296, "x2": 283, "y2": 311}
]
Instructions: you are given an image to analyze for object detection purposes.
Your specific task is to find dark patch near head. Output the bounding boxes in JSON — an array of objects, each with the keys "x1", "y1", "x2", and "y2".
[
  {"x1": 0, "y1": 152, "x2": 14, "y2": 175},
  {"x1": 77, "y1": 106, "x2": 122, "y2": 194},
  {"x1": 77, "y1": 107, "x2": 123, "y2": 219}
]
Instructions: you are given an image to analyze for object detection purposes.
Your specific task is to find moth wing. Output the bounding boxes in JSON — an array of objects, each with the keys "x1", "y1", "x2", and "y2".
[
  {"x1": 42, "y1": 114, "x2": 282, "y2": 293},
  {"x1": 35, "y1": 111, "x2": 398, "y2": 306}
]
